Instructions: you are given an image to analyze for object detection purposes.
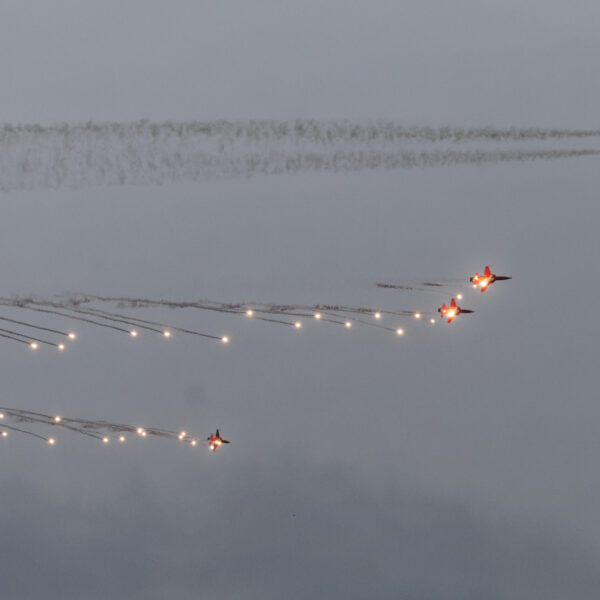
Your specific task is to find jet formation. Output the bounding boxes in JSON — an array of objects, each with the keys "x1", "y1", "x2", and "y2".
[
  {"x1": 432, "y1": 265, "x2": 511, "y2": 323},
  {"x1": 0, "y1": 265, "x2": 511, "y2": 454}
]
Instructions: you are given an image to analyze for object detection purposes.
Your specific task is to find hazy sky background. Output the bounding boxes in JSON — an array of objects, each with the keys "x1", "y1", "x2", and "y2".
[{"x1": 1, "y1": 2, "x2": 600, "y2": 598}]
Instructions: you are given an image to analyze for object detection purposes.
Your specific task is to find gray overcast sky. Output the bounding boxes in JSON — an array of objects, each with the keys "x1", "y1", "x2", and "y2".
[{"x1": 1, "y1": 2, "x2": 600, "y2": 598}]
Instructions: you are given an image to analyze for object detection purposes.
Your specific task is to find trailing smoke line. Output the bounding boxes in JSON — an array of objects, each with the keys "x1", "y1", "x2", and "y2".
[
  {"x1": 375, "y1": 282, "x2": 453, "y2": 297},
  {"x1": 1, "y1": 116, "x2": 600, "y2": 192},
  {"x1": 0, "y1": 407, "x2": 203, "y2": 448},
  {"x1": 3, "y1": 119, "x2": 600, "y2": 147},
  {"x1": 0, "y1": 327, "x2": 58, "y2": 348},
  {"x1": 0, "y1": 332, "x2": 31, "y2": 346},
  {"x1": 0, "y1": 315, "x2": 72, "y2": 337}
]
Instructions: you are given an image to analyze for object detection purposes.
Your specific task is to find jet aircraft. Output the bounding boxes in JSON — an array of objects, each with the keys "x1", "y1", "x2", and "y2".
[
  {"x1": 208, "y1": 429, "x2": 230, "y2": 452},
  {"x1": 438, "y1": 298, "x2": 474, "y2": 323},
  {"x1": 470, "y1": 266, "x2": 511, "y2": 292}
]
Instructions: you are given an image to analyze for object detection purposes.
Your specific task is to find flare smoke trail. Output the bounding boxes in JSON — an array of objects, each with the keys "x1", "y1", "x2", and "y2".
[
  {"x1": 0, "y1": 290, "x2": 447, "y2": 350},
  {"x1": 0, "y1": 297, "x2": 225, "y2": 345},
  {"x1": 0, "y1": 407, "x2": 204, "y2": 447},
  {"x1": 1, "y1": 118, "x2": 600, "y2": 192},
  {"x1": 61, "y1": 295, "x2": 422, "y2": 328}
]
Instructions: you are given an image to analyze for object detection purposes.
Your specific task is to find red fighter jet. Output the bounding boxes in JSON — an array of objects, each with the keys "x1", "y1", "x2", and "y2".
[
  {"x1": 470, "y1": 266, "x2": 511, "y2": 292},
  {"x1": 438, "y1": 298, "x2": 474, "y2": 323},
  {"x1": 207, "y1": 429, "x2": 230, "y2": 452}
]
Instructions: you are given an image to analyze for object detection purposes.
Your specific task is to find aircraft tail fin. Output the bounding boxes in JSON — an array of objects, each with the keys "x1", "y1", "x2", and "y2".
[
  {"x1": 484, "y1": 266, "x2": 491, "y2": 277},
  {"x1": 450, "y1": 298, "x2": 457, "y2": 308}
]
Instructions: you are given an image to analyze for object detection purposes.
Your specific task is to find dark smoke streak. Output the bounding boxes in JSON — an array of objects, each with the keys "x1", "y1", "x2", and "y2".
[{"x1": 1, "y1": 117, "x2": 599, "y2": 192}]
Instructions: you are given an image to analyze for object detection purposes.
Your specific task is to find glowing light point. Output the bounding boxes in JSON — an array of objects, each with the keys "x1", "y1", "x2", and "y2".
[
  {"x1": 68, "y1": 333, "x2": 77, "y2": 340},
  {"x1": 191, "y1": 439, "x2": 197, "y2": 446},
  {"x1": 345, "y1": 321, "x2": 352, "y2": 328},
  {"x1": 457, "y1": 293, "x2": 463, "y2": 300},
  {"x1": 136, "y1": 427, "x2": 145, "y2": 436},
  {"x1": 374, "y1": 312, "x2": 381, "y2": 320},
  {"x1": 472, "y1": 284, "x2": 477, "y2": 289},
  {"x1": 163, "y1": 330, "x2": 171, "y2": 338},
  {"x1": 58, "y1": 344, "x2": 65, "y2": 351},
  {"x1": 48, "y1": 438, "x2": 55, "y2": 445},
  {"x1": 130, "y1": 330, "x2": 138, "y2": 337},
  {"x1": 414, "y1": 313, "x2": 421, "y2": 319},
  {"x1": 30, "y1": 342, "x2": 38, "y2": 350},
  {"x1": 221, "y1": 336, "x2": 229, "y2": 344},
  {"x1": 314, "y1": 313, "x2": 322, "y2": 320},
  {"x1": 396, "y1": 328, "x2": 404, "y2": 336},
  {"x1": 0, "y1": 412, "x2": 4, "y2": 419},
  {"x1": 54, "y1": 416, "x2": 62, "y2": 423},
  {"x1": 1, "y1": 431, "x2": 7, "y2": 437},
  {"x1": 119, "y1": 436, "x2": 126, "y2": 442},
  {"x1": 178, "y1": 431, "x2": 186, "y2": 440},
  {"x1": 102, "y1": 437, "x2": 109, "y2": 444},
  {"x1": 430, "y1": 318, "x2": 436, "y2": 324},
  {"x1": 294, "y1": 322, "x2": 302, "y2": 329},
  {"x1": 246, "y1": 309, "x2": 254, "y2": 317}
]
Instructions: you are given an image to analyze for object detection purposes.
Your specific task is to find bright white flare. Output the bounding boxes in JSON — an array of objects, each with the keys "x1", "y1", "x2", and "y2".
[
  {"x1": 314, "y1": 313, "x2": 322, "y2": 320},
  {"x1": 0, "y1": 413, "x2": 4, "y2": 419},
  {"x1": 30, "y1": 342, "x2": 38, "y2": 350},
  {"x1": 345, "y1": 321, "x2": 352, "y2": 328},
  {"x1": 414, "y1": 313, "x2": 421, "y2": 319},
  {"x1": 221, "y1": 336, "x2": 229, "y2": 344},
  {"x1": 294, "y1": 322, "x2": 302, "y2": 329},
  {"x1": 130, "y1": 330, "x2": 138, "y2": 337},
  {"x1": 457, "y1": 293, "x2": 463, "y2": 300},
  {"x1": 102, "y1": 437, "x2": 109, "y2": 444},
  {"x1": 246, "y1": 309, "x2": 254, "y2": 317},
  {"x1": 48, "y1": 438, "x2": 55, "y2": 445},
  {"x1": 163, "y1": 330, "x2": 171, "y2": 338},
  {"x1": 54, "y1": 416, "x2": 62, "y2": 423},
  {"x1": 191, "y1": 439, "x2": 197, "y2": 446},
  {"x1": 430, "y1": 318, "x2": 435, "y2": 324},
  {"x1": 396, "y1": 328, "x2": 404, "y2": 336},
  {"x1": 58, "y1": 344, "x2": 65, "y2": 351},
  {"x1": 1, "y1": 431, "x2": 7, "y2": 437},
  {"x1": 119, "y1": 436, "x2": 126, "y2": 442},
  {"x1": 374, "y1": 312, "x2": 381, "y2": 320},
  {"x1": 68, "y1": 332, "x2": 77, "y2": 340}
]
